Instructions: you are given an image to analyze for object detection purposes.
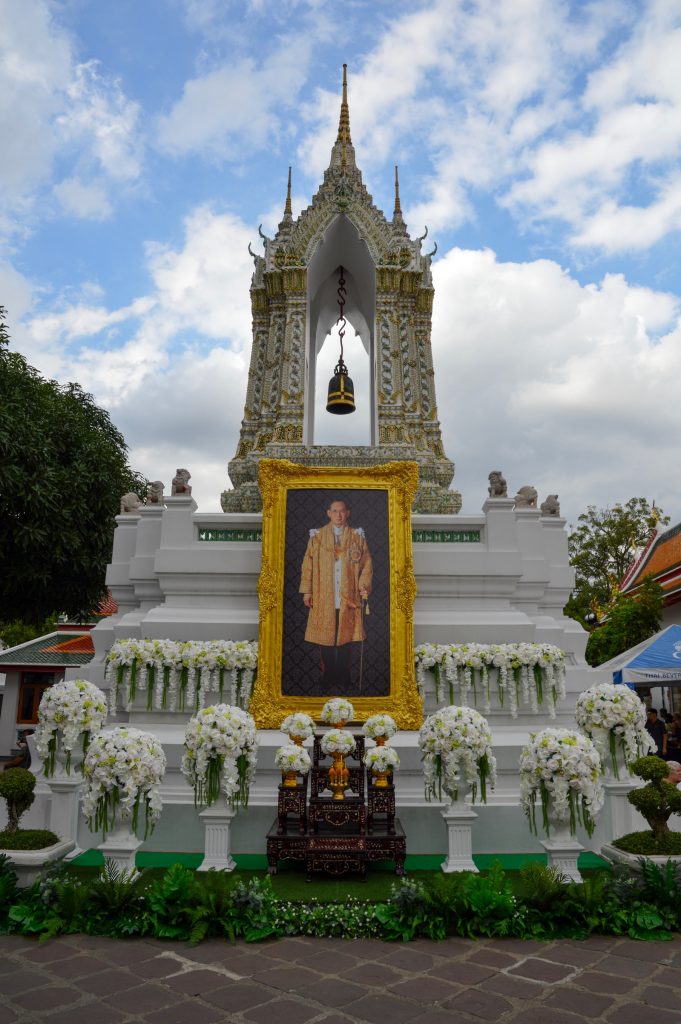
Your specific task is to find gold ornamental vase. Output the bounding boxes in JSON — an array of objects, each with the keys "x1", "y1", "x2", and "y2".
[
  {"x1": 282, "y1": 770, "x2": 298, "y2": 787},
  {"x1": 328, "y1": 752, "x2": 349, "y2": 801},
  {"x1": 372, "y1": 769, "x2": 390, "y2": 788},
  {"x1": 374, "y1": 736, "x2": 386, "y2": 746},
  {"x1": 290, "y1": 736, "x2": 304, "y2": 747}
]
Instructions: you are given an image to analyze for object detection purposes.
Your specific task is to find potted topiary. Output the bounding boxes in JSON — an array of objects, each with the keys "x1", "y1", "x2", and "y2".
[
  {"x1": 601, "y1": 755, "x2": 681, "y2": 867},
  {"x1": 0, "y1": 768, "x2": 74, "y2": 886}
]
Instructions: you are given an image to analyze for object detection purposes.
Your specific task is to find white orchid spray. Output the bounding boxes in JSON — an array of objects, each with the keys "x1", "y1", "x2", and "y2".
[
  {"x1": 575, "y1": 682, "x2": 655, "y2": 778},
  {"x1": 82, "y1": 727, "x2": 166, "y2": 839},
  {"x1": 182, "y1": 704, "x2": 258, "y2": 811},
  {"x1": 519, "y1": 728, "x2": 604, "y2": 837},
  {"x1": 35, "y1": 679, "x2": 108, "y2": 776},
  {"x1": 418, "y1": 706, "x2": 496, "y2": 804}
]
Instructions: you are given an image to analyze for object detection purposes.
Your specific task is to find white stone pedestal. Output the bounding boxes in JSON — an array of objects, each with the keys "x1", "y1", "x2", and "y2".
[
  {"x1": 541, "y1": 822, "x2": 584, "y2": 883},
  {"x1": 47, "y1": 775, "x2": 83, "y2": 861},
  {"x1": 198, "y1": 802, "x2": 237, "y2": 872},
  {"x1": 441, "y1": 801, "x2": 479, "y2": 873},
  {"x1": 98, "y1": 823, "x2": 142, "y2": 873}
]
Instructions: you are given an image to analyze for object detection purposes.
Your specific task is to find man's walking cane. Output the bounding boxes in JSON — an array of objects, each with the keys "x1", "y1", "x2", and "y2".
[{"x1": 358, "y1": 595, "x2": 370, "y2": 692}]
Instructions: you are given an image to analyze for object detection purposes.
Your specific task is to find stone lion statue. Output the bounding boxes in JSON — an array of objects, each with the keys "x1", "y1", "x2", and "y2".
[
  {"x1": 540, "y1": 494, "x2": 561, "y2": 517},
  {"x1": 488, "y1": 470, "x2": 508, "y2": 498},
  {"x1": 514, "y1": 485, "x2": 538, "y2": 509},
  {"x1": 147, "y1": 480, "x2": 165, "y2": 505},
  {"x1": 120, "y1": 492, "x2": 141, "y2": 514},
  {"x1": 171, "y1": 468, "x2": 192, "y2": 496}
]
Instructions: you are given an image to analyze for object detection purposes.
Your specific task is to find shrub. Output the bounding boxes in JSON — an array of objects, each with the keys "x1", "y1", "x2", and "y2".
[
  {"x1": 623, "y1": 755, "x2": 681, "y2": 844},
  {"x1": 0, "y1": 830, "x2": 59, "y2": 850},
  {"x1": 0, "y1": 768, "x2": 35, "y2": 831}
]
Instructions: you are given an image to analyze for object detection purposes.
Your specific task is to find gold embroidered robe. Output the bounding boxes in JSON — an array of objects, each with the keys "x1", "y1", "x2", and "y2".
[{"x1": 299, "y1": 523, "x2": 373, "y2": 646}]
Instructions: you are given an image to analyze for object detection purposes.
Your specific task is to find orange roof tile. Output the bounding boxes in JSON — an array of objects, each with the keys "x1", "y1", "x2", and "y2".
[
  {"x1": 627, "y1": 522, "x2": 681, "y2": 591},
  {"x1": 43, "y1": 634, "x2": 95, "y2": 655}
]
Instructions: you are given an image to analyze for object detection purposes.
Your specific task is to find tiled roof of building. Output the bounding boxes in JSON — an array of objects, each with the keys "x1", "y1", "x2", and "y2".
[
  {"x1": 0, "y1": 632, "x2": 95, "y2": 668},
  {"x1": 622, "y1": 521, "x2": 681, "y2": 602}
]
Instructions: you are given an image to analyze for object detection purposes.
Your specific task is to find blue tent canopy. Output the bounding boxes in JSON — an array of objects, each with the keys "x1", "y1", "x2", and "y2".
[{"x1": 613, "y1": 624, "x2": 681, "y2": 685}]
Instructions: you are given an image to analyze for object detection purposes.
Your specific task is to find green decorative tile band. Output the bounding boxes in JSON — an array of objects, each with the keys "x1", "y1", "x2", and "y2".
[
  {"x1": 411, "y1": 529, "x2": 481, "y2": 543},
  {"x1": 198, "y1": 528, "x2": 263, "y2": 542}
]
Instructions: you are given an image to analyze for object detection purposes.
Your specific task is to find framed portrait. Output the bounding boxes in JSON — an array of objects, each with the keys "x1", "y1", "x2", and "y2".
[{"x1": 249, "y1": 459, "x2": 422, "y2": 729}]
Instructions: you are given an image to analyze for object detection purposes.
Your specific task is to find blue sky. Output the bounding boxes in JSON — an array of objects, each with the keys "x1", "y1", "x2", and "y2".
[{"x1": 2, "y1": 0, "x2": 681, "y2": 527}]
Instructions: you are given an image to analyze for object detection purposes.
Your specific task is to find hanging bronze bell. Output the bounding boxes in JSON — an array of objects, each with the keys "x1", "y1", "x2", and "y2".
[{"x1": 326, "y1": 361, "x2": 355, "y2": 415}]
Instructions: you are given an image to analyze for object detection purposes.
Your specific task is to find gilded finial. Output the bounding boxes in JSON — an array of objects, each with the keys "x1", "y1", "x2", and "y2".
[
  {"x1": 336, "y1": 63, "x2": 352, "y2": 155},
  {"x1": 284, "y1": 166, "x2": 292, "y2": 217},
  {"x1": 394, "y1": 165, "x2": 402, "y2": 215}
]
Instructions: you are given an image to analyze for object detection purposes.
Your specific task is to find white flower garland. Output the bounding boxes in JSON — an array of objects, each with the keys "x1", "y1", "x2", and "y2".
[
  {"x1": 82, "y1": 727, "x2": 166, "y2": 838},
  {"x1": 414, "y1": 642, "x2": 567, "y2": 718},
  {"x1": 320, "y1": 699, "x2": 355, "y2": 725},
  {"x1": 105, "y1": 638, "x2": 258, "y2": 713},
  {"x1": 418, "y1": 706, "x2": 496, "y2": 804},
  {"x1": 519, "y1": 728, "x2": 604, "y2": 837},
  {"x1": 182, "y1": 704, "x2": 258, "y2": 810},
  {"x1": 320, "y1": 729, "x2": 356, "y2": 756},
  {"x1": 362, "y1": 714, "x2": 398, "y2": 740},
  {"x1": 280, "y1": 712, "x2": 316, "y2": 741},
  {"x1": 274, "y1": 745, "x2": 312, "y2": 775},
  {"x1": 364, "y1": 746, "x2": 400, "y2": 773},
  {"x1": 35, "y1": 679, "x2": 108, "y2": 777},
  {"x1": 575, "y1": 682, "x2": 655, "y2": 778}
]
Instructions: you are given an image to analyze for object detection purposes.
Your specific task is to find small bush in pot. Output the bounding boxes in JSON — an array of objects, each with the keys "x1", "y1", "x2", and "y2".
[
  {"x1": 0, "y1": 768, "x2": 58, "y2": 850},
  {"x1": 614, "y1": 755, "x2": 681, "y2": 856}
]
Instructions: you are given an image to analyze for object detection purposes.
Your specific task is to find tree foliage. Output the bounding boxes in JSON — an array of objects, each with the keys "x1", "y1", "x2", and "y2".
[
  {"x1": 0, "y1": 305, "x2": 145, "y2": 624},
  {"x1": 585, "y1": 576, "x2": 664, "y2": 666},
  {"x1": 566, "y1": 497, "x2": 668, "y2": 623}
]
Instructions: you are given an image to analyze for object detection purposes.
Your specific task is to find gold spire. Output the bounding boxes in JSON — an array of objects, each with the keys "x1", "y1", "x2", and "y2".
[
  {"x1": 335, "y1": 63, "x2": 352, "y2": 147},
  {"x1": 394, "y1": 165, "x2": 402, "y2": 215},
  {"x1": 284, "y1": 166, "x2": 292, "y2": 217}
]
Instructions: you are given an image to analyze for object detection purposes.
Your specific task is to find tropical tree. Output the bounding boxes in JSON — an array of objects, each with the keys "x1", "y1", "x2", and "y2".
[
  {"x1": 585, "y1": 576, "x2": 664, "y2": 667},
  {"x1": 0, "y1": 306, "x2": 145, "y2": 624},
  {"x1": 565, "y1": 498, "x2": 668, "y2": 624}
]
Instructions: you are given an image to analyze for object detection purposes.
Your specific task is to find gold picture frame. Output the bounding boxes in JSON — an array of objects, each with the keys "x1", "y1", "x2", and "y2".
[{"x1": 249, "y1": 459, "x2": 422, "y2": 729}]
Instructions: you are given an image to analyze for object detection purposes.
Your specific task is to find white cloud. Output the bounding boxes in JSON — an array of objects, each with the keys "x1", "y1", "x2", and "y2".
[{"x1": 53, "y1": 177, "x2": 113, "y2": 220}]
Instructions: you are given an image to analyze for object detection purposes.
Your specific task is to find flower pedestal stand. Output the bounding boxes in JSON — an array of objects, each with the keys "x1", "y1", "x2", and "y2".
[
  {"x1": 596, "y1": 777, "x2": 638, "y2": 854},
  {"x1": 540, "y1": 821, "x2": 583, "y2": 883},
  {"x1": 441, "y1": 801, "x2": 478, "y2": 873},
  {"x1": 198, "y1": 803, "x2": 237, "y2": 872},
  {"x1": 46, "y1": 775, "x2": 83, "y2": 862},
  {"x1": 98, "y1": 823, "x2": 142, "y2": 873}
]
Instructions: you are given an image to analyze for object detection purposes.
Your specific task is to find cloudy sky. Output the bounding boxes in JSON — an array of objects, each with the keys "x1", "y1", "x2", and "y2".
[{"x1": 2, "y1": 0, "x2": 680, "y2": 528}]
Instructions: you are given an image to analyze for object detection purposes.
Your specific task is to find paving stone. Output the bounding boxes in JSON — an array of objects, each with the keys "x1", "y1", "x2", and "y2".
[
  {"x1": 389, "y1": 977, "x2": 461, "y2": 1004},
  {"x1": 314, "y1": 1016, "x2": 356, "y2": 1024},
  {"x1": 209, "y1": 951, "x2": 270, "y2": 976},
  {"x1": 175, "y1": 940, "x2": 242, "y2": 964},
  {"x1": 301, "y1": 949, "x2": 360, "y2": 974},
  {"x1": 163, "y1": 968, "x2": 238, "y2": 994},
  {"x1": 0, "y1": 969, "x2": 50, "y2": 996},
  {"x1": 467, "y1": 947, "x2": 519, "y2": 969},
  {"x1": 11, "y1": 986, "x2": 80, "y2": 1011},
  {"x1": 485, "y1": 939, "x2": 549, "y2": 955},
  {"x1": 443, "y1": 988, "x2": 512, "y2": 1021},
  {"x1": 0, "y1": 936, "x2": 37, "y2": 952},
  {"x1": 593, "y1": 955, "x2": 653, "y2": 979},
  {"x1": 50, "y1": 955, "x2": 110, "y2": 978},
  {"x1": 482, "y1": 974, "x2": 546, "y2": 999},
  {"x1": 259, "y1": 938, "x2": 318, "y2": 961},
  {"x1": 244, "y1": 998, "x2": 319, "y2": 1024},
  {"x1": 78, "y1": 968, "x2": 144, "y2": 995},
  {"x1": 0, "y1": 1008, "x2": 19, "y2": 1024},
  {"x1": 540, "y1": 943, "x2": 605, "y2": 967},
  {"x1": 651, "y1": 966, "x2": 681, "y2": 988},
  {"x1": 346, "y1": 993, "x2": 423, "y2": 1024},
  {"x1": 342, "y1": 962, "x2": 403, "y2": 986},
  {"x1": 380, "y1": 948, "x2": 437, "y2": 972},
  {"x1": 341, "y1": 938, "x2": 396, "y2": 958},
  {"x1": 103, "y1": 982, "x2": 177, "y2": 1013},
  {"x1": 88, "y1": 942, "x2": 158, "y2": 966},
  {"x1": 610, "y1": 938, "x2": 680, "y2": 962},
  {"x1": 428, "y1": 961, "x2": 495, "y2": 985},
  {"x1": 142, "y1": 1002, "x2": 225, "y2": 1024},
  {"x1": 408, "y1": 1012, "x2": 470, "y2": 1024},
  {"x1": 544, "y1": 987, "x2": 614, "y2": 1017},
  {"x1": 251, "y1": 964, "x2": 324, "y2": 991},
  {"x1": 639, "y1": 984, "x2": 681, "y2": 1010},
  {"x1": 43, "y1": 1004, "x2": 126, "y2": 1024},
  {"x1": 203, "y1": 983, "x2": 275, "y2": 1012},
  {"x1": 128, "y1": 956, "x2": 182, "y2": 979},
  {"x1": 20, "y1": 944, "x2": 79, "y2": 964},
  {"x1": 605, "y1": 1003, "x2": 681, "y2": 1024},
  {"x1": 575, "y1": 970, "x2": 638, "y2": 994},
  {"x1": 300, "y1": 979, "x2": 367, "y2": 1007},
  {"x1": 507, "y1": 957, "x2": 576, "y2": 983},
  {"x1": 507, "y1": 1010, "x2": 585, "y2": 1024}
]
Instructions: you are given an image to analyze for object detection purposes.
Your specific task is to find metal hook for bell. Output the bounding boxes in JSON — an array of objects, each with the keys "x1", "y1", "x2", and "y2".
[{"x1": 326, "y1": 265, "x2": 356, "y2": 415}]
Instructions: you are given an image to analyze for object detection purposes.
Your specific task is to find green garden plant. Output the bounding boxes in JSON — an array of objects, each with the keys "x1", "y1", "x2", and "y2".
[
  {"x1": 614, "y1": 755, "x2": 681, "y2": 855},
  {"x1": 0, "y1": 768, "x2": 58, "y2": 850}
]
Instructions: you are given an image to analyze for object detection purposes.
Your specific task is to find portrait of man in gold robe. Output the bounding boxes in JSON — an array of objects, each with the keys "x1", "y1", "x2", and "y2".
[{"x1": 299, "y1": 497, "x2": 373, "y2": 693}]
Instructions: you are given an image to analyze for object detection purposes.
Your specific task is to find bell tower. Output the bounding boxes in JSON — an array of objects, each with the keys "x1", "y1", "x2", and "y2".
[{"x1": 221, "y1": 66, "x2": 461, "y2": 514}]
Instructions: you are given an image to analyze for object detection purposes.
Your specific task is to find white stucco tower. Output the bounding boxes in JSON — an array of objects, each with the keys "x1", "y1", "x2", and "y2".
[{"x1": 221, "y1": 66, "x2": 461, "y2": 515}]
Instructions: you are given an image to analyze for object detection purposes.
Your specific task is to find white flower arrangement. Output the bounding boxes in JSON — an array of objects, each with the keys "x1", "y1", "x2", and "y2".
[
  {"x1": 364, "y1": 746, "x2": 400, "y2": 773},
  {"x1": 274, "y1": 745, "x2": 312, "y2": 775},
  {"x1": 35, "y1": 678, "x2": 108, "y2": 777},
  {"x1": 519, "y1": 728, "x2": 604, "y2": 837},
  {"x1": 362, "y1": 714, "x2": 398, "y2": 740},
  {"x1": 182, "y1": 704, "x2": 258, "y2": 810},
  {"x1": 418, "y1": 706, "x2": 496, "y2": 804},
  {"x1": 320, "y1": 729, "x2": 356, "y2": 756},
  {"x1": 280, "y1": 712, "x2": 316, "y2": 741},
  {"x1": 575, "y1": 682, "x2": 655, "y2": 778},
  {"x1": 82, "y1": 727, "x2": 166, "y2": 839},
  {"x1": 105, "y1": 638, "x2": 258, "y2": 713},
  {"x1": 414, "y1": 642, "x2": 567, "y2": 718},
  {"x1": 320, "y1": 698, "x2": 355, "y2": 725}
]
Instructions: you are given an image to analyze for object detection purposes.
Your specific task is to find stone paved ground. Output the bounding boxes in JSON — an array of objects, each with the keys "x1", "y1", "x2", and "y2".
[{"x1": 1, "y1": 933, "x2": 680, "y2": 1024}]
